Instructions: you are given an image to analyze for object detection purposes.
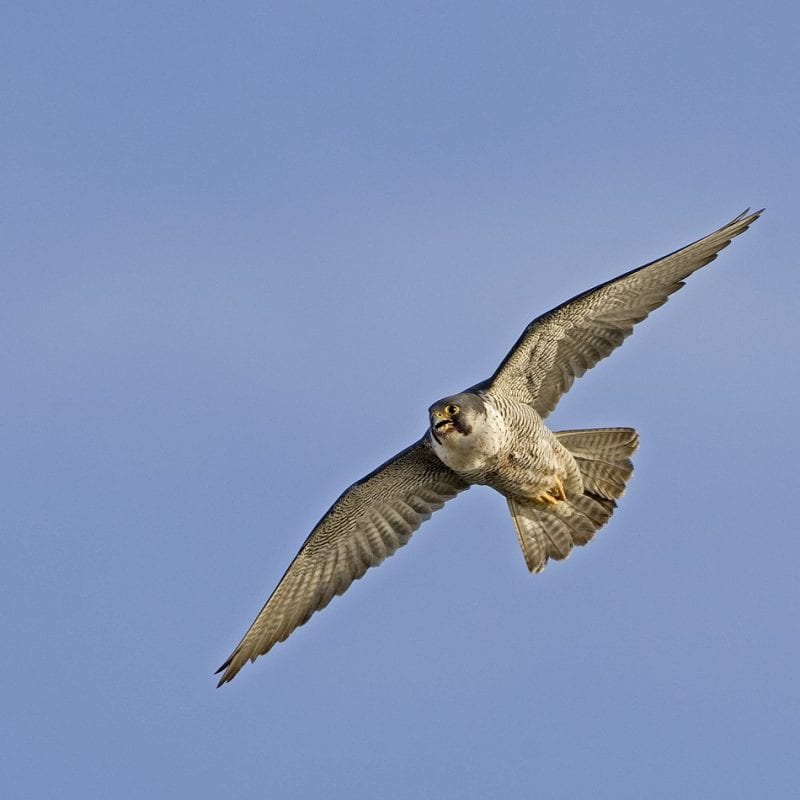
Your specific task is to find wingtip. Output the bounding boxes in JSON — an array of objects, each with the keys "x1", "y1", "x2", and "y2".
[
  {"x1": 214, "y1": 655, "x2": 237, "y2": 687},
  {"x1": 718, "y1": 207, "x2": 763, "y2": 241},
  {"x1": 216, "y1": 668, "x2": 237, "y2": 688},
  {"x1": 731, "y1": 207, "x2": 765, "y2": 226}
]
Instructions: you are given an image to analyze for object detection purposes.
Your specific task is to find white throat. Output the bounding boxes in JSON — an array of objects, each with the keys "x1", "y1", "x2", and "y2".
[{"x1": 430, "y1": 400, "x2": 507, "y2": 474}]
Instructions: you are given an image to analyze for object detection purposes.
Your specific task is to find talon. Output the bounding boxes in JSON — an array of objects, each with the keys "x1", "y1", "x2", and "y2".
[
  {"x1": 534, "y1": 478, "x2": 566, "y2": 506},
  {"x1": 534, "y1": 492, "x2": 560, "y2": 506}
]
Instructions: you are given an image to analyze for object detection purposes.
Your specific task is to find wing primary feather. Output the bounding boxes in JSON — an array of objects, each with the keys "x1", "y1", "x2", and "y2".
[
  {"x1": 485, "y1": 209, "x2": 762, "y2": 416},
  {"x1": 216, "y1": 438, "x2": 468, "y2": 685}
]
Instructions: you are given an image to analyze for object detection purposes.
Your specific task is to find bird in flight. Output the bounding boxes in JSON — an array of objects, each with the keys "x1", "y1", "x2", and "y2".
[{"x1": 216, "y1": 209, "x2": 762, "y2": 685}]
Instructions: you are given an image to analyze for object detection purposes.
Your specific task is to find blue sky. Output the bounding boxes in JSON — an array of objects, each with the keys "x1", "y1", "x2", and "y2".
[{"x1": 3, "y1": 2, "x2": 798, "y2": 797}]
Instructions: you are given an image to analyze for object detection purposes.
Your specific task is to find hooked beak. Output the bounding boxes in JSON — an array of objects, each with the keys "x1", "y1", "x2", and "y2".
[{"x1": 430, "y1": 409, "x2": 455, "y2": 436}]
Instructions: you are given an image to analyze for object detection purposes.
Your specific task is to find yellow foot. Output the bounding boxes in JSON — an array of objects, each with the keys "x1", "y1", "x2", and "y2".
[{"x1": 534, "y1": 478, "x2": 566, "y2": 506}]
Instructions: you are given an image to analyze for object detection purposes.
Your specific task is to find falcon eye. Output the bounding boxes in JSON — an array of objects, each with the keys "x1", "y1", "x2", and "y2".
[{"x1": 446, "y1": 403, "x2": 460, "y2": 416}]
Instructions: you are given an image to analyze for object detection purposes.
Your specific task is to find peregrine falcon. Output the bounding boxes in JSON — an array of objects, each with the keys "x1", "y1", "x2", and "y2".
[{"x1": 216, "y1": 209, "x2": 762, "y2": 685}]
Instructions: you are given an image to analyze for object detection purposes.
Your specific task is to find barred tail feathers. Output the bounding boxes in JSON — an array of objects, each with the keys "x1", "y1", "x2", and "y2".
[{"x1": 508, "y1": 427, "x2": 638, "y2": 573}]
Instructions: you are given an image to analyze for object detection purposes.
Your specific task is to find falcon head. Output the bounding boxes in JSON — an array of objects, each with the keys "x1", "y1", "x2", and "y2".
[{"x1": 428, "y1": 392, "x2": 487, "y2": 443}]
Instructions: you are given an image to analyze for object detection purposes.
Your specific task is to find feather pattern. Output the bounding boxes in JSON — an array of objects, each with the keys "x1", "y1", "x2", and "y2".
[
  {"x1": 485, "y1": 210, "x2": 762, "y2": 417},
  {"x1": 216, "y1": 439, "x2": 467, "y2": 685},
  {"x1": 217, "y1": 210, "x2": 761, "y2": 684}
]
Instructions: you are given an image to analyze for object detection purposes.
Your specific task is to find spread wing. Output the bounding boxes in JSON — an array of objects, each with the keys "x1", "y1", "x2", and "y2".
[
  {"x1": 485, "y1": 209, "x2": 762, "y2": 417},
  {"x1": 216, "y1": 438, "x2": 468, "y2": 685}
]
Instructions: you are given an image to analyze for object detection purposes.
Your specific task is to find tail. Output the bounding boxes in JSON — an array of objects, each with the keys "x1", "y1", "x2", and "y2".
[{"x1": 507, "y1": 427, "x2": 639, "y2": 573}]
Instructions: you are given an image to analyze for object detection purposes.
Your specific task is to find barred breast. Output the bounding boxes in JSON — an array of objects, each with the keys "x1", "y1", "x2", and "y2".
[{"x1": 473, "y1": 395, "x2": 583, "y2": 500}]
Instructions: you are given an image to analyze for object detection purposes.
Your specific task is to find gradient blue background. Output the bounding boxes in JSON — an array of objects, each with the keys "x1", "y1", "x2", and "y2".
[{"x1": 3, "y1": 2, "x2": 798, "y2": 797}]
